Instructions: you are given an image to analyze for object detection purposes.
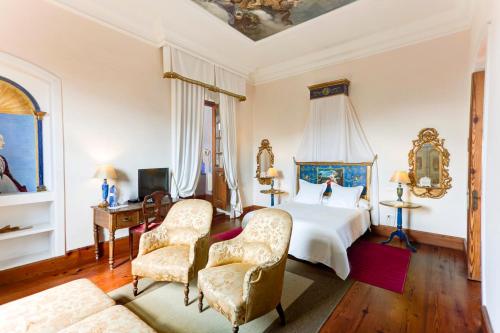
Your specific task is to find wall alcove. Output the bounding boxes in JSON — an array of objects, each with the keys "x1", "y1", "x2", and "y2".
[{"x1": 0, "y1": 52, "x2": 65, "y2": 270}]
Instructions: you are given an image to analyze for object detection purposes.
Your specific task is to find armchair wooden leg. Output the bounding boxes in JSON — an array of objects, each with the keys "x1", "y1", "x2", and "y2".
[
  {"x1": 132, "y1": 275, "x2": 138, "y2": 296},
  {"x1": 198, "y1": 290, "x2": 204, "y2": 312},
  {"x1": 276, "y1": 303, "x2": 286, "y2": 326},
  {"x1": 184, "y1": 283, "x2": 189, "y2": 306},
  {"x1": 232, "y1": 325, "x2": 239, "y2": 333}
]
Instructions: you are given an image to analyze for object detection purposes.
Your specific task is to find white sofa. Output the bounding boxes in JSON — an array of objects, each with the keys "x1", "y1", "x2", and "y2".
[{"x1": 0, "y1": 278, "x2": 156, "y2": 333}]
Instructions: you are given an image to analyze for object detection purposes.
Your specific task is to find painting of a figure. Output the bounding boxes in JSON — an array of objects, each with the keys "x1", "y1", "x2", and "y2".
[
  {"x1": 0, "y1": 76, "x2": 42, "y2": 194},
  {"x1": 192, "y1": 0, "x2": 358, "y2": 41},
  {"x1": 299, "y1": 163, "x2": 368, "y2": 196}
]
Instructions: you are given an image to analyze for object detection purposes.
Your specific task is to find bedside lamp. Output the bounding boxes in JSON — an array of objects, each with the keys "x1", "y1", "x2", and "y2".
[
  {"x1": 95, "y1": 164, "x2": 117, "y2": 208},
  {"x1": 267, "y1": 167, "x2": 279, "y2": 191},
  {"x1": 390, "y1": 170, "x2": 410, "y2": 202}
]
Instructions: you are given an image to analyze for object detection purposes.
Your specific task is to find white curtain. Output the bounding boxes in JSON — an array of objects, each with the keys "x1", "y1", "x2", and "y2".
[
  {"x1": 215, "y1": 66, "x2": 246, "y2": 97},
  {"x1": 219, "y1": 93, "x2": 243, "y2": 217},
  {"x1": 296, "y1": 94, "x2": 380, "y2": 224},
  {"x1": 171, "y1": 80, "x2": 205, "y2": 199},
  {"x1": 163, "y1": 46, "x2": 215, "y2": 86}
]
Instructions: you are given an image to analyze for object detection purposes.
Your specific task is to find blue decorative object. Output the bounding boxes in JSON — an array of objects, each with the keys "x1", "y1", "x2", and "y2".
[
  {"x1": 108, "y1": 185, "x2": 117, "y2": 207},
  {"x1": 101, "y1": 180, "x2": 109, "y2": 206}
]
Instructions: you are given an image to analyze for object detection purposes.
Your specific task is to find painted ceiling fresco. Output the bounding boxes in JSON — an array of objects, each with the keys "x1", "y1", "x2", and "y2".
[{"x1": 192, "y1": 0, "x2": 358, "y2": 41}]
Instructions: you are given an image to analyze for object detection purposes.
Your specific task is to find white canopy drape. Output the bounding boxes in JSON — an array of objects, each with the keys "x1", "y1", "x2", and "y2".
[
  {"x1": 219, "y1": 93, "x2": 242, "y2": 217},
  {"x1": 296, "y1": 94, "x2": 380, "y2": 224},
  {"x1": 170, "y1": 80, "x2": 205, "y2": 199}
]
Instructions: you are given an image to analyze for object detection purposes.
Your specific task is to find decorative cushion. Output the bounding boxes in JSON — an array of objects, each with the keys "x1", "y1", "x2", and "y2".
[
  {"x1": 58, "y1": 305, "x2": 157, "y2": 333},
  {"x1": 198, "y1": 263, "x2": 256, "y2": 325},
  {"x1": 325, "y1": 184, "x2": 364, "y2": 209},
  {"x1": 294, "y1": 179, "x2": 327, "y2": 205},
  {"x1": 0, "y1": 279, "x2": 115, "y2": 333},
  {"x1": 132, "y1": 245, "x2": 190, "y2": 283}
]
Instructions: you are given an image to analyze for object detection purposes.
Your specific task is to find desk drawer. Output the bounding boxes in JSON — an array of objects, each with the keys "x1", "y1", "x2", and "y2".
[{"x1": 116, "y1": 211, "x2": 139, "y2": 228}]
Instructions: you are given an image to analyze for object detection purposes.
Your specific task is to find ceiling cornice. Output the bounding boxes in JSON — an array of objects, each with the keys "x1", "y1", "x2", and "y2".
[
  {"x1": 250, "y1": 3, "x2": 473, "y2": 85},
  {"x1": 48, "y1": 0, "x2": 473, "y2": 86}
]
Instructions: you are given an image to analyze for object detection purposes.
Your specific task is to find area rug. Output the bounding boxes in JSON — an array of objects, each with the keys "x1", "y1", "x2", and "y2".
[
  {"x1": 347, "y1": 240, "x2": 411, "y2": 293},
  {"x1": 211, "y1": 226, "x2": 243, "y2": 242},
  {"x1": 108, "y1": 259, "x2": 352, "y2": 333}
]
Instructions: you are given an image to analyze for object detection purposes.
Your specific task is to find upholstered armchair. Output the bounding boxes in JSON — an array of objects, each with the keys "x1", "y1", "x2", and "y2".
[
  {"x1": 197, "y1": 208, "x2": 293, "y2": 333},
  {"x1": 131, "y1": 199, "x2": 213, "y2": 306}
]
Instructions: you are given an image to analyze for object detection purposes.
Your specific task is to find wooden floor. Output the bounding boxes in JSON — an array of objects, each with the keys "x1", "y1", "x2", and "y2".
[{"x1": 0, "y1": 216, "x2": 482, "y2": 333}]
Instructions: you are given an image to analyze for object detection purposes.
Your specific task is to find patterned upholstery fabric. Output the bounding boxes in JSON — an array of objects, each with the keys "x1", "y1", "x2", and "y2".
[
  {"x1": 198, "y1": 208, "x2": 293, "y2": 326},
  {"x1": 0, "y1": 279, "x2": 115, "y2": 333},
  {"x1": 132, "y1": 199, "x2": 213, "y2": 284},
  {"x1": 58, "y1": 305, "x2": 157, "y2": 333}
]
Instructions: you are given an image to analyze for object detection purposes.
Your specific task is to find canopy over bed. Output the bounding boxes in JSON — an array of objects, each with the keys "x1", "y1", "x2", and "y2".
[{"x1": 295, "y1": 79, "x2": 379, "y2": 224}]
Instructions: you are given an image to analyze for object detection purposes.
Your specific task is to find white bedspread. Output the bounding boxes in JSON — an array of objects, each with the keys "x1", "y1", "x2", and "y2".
[{"x1": 242, "y1": 202, "x2": 371, "y2": 279}]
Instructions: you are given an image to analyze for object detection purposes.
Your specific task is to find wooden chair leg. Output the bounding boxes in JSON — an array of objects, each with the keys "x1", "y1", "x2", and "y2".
[
  {"x1": 132, "y1": 275, "x2": 139, "y2": 296},
  {"x1": 198, "y1": 290, "x2": 204, "y2": 312},
  {"x1": 184, "y1": 283, "x2": 189, "y2": 306},
  {"x1": 129, "y1": 230, "x2": 133, "y2": 261},
  {"x1": 232, "y1": 325, "x2": 239, "y2": 333},
  {"x1": 276, "y1": 303, "x2": 286, "y2": 326}
]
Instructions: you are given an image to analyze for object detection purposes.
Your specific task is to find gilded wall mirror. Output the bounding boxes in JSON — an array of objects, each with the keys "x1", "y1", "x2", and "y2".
[
  {"x1": 408, "y1": 128, "x2": 451, "y2": 198},
  {"x1": 256, "y1": 139, "x2": 274, "y2": 185}
]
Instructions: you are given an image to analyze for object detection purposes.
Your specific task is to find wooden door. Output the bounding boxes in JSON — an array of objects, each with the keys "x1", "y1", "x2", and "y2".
[
  {"x1": 467, "y1": 71, "x2": 484, "y2": 281},
  {"x1": 209, "y1": 102, "x2": 229, "y2": 211}
]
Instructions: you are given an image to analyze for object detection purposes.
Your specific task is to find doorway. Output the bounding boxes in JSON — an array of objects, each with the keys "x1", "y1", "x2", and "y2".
[
  {"x1": 467, "y1": 71, "x2": 484, "y2": 281},
  {"x1": 195, "y1": 101, "x2": 229, "y2": 212}
]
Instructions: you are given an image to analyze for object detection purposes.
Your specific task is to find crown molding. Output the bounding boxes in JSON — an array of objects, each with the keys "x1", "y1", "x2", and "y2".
[{"x1": 250, "y1": 3, "x2": 473, "y2": 85}]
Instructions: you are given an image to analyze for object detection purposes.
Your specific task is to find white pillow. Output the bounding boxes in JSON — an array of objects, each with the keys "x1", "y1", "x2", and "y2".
[
  {"x1": 325, "y1": 184, "x2": 364, "y2": 209},
  {"x1": 295, "y1": 179, "x2": 327, "y2": 205}
]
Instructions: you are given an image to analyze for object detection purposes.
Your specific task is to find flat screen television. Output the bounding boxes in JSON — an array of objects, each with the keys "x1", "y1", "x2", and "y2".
[{"x1": 138, "y1": 168, "x2": 169, "y2": 201}]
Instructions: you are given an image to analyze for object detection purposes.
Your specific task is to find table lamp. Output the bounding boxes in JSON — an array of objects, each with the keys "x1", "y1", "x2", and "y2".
[
  {"x1": 390, "y1": 170, "x2": 410, "y2": 202},
  {"x1": 95, "y1": 164, "x2": 117, "y2": 208},
  {"x1": 267, "y1": 167, "x2": 279, "y2": 190}
]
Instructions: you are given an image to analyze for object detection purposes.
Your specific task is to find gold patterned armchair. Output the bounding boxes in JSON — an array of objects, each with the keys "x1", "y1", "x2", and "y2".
[
  {"x1": 197, "y1": 208, "x2": 292, "y2": 333},
  {"x1": 131, "y1": 199, "x2": 213, "y2": 306}
]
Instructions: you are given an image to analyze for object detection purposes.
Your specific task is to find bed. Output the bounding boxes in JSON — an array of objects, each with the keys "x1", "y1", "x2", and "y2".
[{"x1": 243, "y1": 160, "x2": 374, "y2": 280}]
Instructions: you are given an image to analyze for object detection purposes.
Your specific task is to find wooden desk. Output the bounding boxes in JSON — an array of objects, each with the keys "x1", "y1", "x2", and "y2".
[{"x1": 92, "y1": 200, "x2": 171, "y2": 270}]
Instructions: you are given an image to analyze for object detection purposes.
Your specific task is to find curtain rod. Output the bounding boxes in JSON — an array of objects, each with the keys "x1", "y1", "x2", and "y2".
[{"x1": 163, "y1": 72, "x2": 246, "y2": 102}]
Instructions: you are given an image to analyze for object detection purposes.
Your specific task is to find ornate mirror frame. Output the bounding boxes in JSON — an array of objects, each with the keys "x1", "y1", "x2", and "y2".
[
  {"x1": 408, "y1": 128, "x2": 451, "y2": 198},
  {"x1": 255, "y1": 139, "x2": 274, "y2": 185}
]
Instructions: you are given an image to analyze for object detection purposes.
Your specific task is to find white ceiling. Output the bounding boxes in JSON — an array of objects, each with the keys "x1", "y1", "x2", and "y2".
[{"x1": 50, "y1": 0, "x2": 473, "y2": 84}]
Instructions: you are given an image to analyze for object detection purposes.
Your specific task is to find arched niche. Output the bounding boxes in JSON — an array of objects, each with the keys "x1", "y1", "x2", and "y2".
[{"x1": 0, "y1": 75, "x2": 46, "y2": 193}]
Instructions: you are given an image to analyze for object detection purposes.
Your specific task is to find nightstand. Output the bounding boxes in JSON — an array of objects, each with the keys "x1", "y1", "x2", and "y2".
[{"x1": 379, "y1": 200, "x2": 421, "y2": 252}]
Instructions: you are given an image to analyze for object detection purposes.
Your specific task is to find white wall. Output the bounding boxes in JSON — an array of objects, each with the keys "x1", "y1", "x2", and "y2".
[
  {"x1": 0, "y1": 0, "x2": 171, "y2": 250},
  {"x1": 249, "y1": 31, "x2": 471, "y2": 238}
]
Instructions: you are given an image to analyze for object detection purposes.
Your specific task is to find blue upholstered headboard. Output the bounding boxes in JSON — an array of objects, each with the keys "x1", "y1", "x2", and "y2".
[{"x1": 295, "y1": 161, "x2": 373, "y2": 201}]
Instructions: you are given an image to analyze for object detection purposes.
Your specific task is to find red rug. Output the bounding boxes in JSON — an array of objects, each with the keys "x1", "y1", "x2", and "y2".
[
  {"x1": 347, "y1": 240, "x2": 411, "y2": 294},
  {"x1": 211, "y1": 227, "x2": 243, "y2": 242}
]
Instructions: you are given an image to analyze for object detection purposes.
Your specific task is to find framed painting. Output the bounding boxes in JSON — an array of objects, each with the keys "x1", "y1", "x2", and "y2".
[{"x1": 0, "y1": 76, "x2": 45, "y2": 194}]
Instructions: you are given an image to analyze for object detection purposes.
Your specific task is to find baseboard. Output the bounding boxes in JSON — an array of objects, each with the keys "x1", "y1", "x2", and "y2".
[
  {"x1": 372, "y1": 225, "x2": 465, "y2": 251},
  {"x1": 0, "y1": 236, "x2": 138, "y2": 287},
  {"x1": 482, "y1": 306, "x2": 494, "y2": 333}
]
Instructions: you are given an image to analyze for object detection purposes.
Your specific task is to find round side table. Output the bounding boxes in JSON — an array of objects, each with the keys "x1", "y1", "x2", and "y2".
[
  {"x1": 379, "y1": 200, "x2": 421, "y2": 252},
  {"x1": 260, "y1": 189, "x2": 286, "y2": 207}
]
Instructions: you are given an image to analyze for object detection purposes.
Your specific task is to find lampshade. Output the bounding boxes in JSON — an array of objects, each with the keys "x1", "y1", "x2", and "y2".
[
  {"x1": 94, "y1": 164, "x2": 117, "y2": 179},
  {"x1": 267, "y1": 167, "x2": 279, "y2": 178},
  {"x1": 390, "y1": 170, "x2": 410, "y2": 184}
]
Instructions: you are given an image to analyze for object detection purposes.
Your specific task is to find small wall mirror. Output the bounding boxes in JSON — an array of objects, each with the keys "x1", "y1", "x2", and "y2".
[
  {"x1": 256, "y1": 139, "x2": 274, "y2": 185},
  {"x1": 408, "y1": 128, "x2": 451, "y2": 198}
]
